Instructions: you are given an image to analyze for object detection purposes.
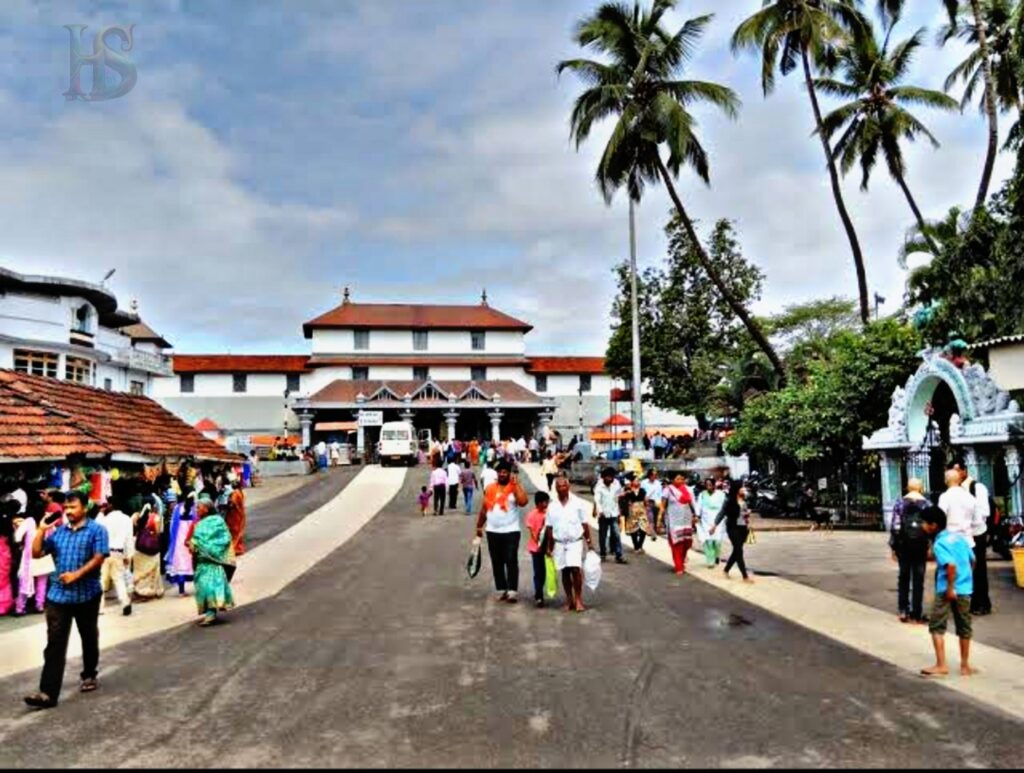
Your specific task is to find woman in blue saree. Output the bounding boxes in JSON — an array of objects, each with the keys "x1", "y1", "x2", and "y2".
[{"x1": 186, "y1": 495, "x2": 235, "y2": 626}]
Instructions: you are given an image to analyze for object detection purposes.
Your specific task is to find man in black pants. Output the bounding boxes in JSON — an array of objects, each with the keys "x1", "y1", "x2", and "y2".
[
  {"x1": 474, "y1": 460, "x2": 529, "y2": 603},
  {"x1": 24, "y1": 491, "x2": 109, "y2": 709},
  {"x1": 951, "y1": 461, "x2": 992, "y2": 616}
]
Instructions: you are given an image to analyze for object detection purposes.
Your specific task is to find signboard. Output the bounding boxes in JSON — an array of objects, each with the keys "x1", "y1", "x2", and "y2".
[
  {"x1": 358, "y1": 410, "x2": 384, "y2": 427},
  {"x1": 610, "y1": 387, "x2": 633, "y2": 402}
]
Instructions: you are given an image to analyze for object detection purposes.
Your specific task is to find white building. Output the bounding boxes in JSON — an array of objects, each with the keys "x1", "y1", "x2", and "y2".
[
  {"x1": 0, "y1": 267, "x2": 172, "y2": 395},
  {"x1": 153, "y1": 289, "x2": 646, "y2": 451}
]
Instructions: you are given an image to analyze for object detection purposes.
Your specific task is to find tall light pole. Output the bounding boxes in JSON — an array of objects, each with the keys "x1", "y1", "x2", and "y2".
[{"x1": 628, "y1": 198, "x2": 644, "y2": 452}]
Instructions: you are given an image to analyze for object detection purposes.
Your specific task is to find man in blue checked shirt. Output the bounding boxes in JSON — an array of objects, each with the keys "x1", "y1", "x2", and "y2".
[{"x1": 23, "y1": 491, "x2": 109, "y2": 710}]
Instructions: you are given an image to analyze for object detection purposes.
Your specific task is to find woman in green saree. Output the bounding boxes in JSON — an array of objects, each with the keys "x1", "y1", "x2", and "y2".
[{"x1": 186, "y1": 495, "x2": 235, "y2": 626}]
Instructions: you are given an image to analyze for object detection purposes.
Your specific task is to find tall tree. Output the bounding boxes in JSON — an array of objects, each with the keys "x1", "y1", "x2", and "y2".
[
  {"x1": 732, "y1": 0, "x2": 874, "y2": 325},
  {"x1": 940, "y1": 0, "x2": 1009, "y2": 210},
  {"x1": 816, "y1": 19, "x2": 959, "y2": 250},
  {"x1": 606, "y1": 217, "x2": 765, "y2": 427},
  {"x1": 558, "y1": 0, "x2": 786, "y2": 380}
]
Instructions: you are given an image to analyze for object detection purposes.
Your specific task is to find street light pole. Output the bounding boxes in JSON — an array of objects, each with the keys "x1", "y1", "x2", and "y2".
[{"x1": 628, "y1": 198, "x2": 644, "y2": 451}]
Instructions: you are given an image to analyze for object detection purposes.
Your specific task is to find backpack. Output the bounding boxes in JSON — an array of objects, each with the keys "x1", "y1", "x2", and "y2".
[
  {"x1": 899, "y1": 498, "x2": 928, "y2": 546},
  {"x1": 969, "y1": 481, "x2": 999, "y2": 530}
]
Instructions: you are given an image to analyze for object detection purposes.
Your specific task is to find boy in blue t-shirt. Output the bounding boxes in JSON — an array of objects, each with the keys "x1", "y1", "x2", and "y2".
[{"x1": 920, "y1": 506, "x2": 976, "y2": 678}]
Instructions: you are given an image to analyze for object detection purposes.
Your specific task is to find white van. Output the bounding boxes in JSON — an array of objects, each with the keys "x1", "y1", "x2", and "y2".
[{"x1": 377, "y1": 421, "x2": 417, "y2": 466}]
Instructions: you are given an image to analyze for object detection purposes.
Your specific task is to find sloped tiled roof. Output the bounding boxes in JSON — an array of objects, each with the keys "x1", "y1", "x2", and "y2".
[
  {"x1": 303, "y1": 302, "x2": 532, "y2": 338},
  {"x1": 194, "y1": 417, "x2": 221, "y2": 432},
  {"x1": 307, "y1": 379, "x2": 544, "y2": 406},
  {"x1": 0, "y1": 370, "x2": 237, "y2": 463},
  {"x1": 173, "y1": 355, "x2": 311, "y2": 374},
  {"x1": 118, "y1": 320, "x2": 171, "y2": 349},
  {"x1": 526, "y1": 356, "x2": 606, "y2": 374}
]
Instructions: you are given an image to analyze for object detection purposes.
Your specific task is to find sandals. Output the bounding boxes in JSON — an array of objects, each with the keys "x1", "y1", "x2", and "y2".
[
  {"x1": 80, "y1": 678, "x2": 99, "y2": 693},
  {"x1": 23, "y1": 692, "x2": 57, "y2": 709}
]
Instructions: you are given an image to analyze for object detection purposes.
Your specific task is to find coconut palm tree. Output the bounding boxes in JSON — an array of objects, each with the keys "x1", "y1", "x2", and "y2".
[
  {"x1": 940, "y1": 0, "x2": 1011, "y2": 210},
  {"x1": 558, "y1": 0, "x2": 786, "y2": 380},
  {"x1": 815, "y1": 21, "x2": 959, "y2": 253},
  {"x1": 732, "y1": 0, "x2": 873, "y2": 326},
  {"x1": 898, "y1": 205, "x2": 967, "y2": 268}
]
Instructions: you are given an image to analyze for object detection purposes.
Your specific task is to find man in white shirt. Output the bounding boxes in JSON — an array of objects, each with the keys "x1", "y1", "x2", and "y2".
[
  {"x1": 314, "y1": 439, "x2": 328, "y2": 471},
  {"x1": 544, "y1": 475, "x2": 594, "y2": 612},
  {"x1": 446, "y1": 458, "x2": 461, "y2": 511},
  {"x1": 593, "y1": 467, "x2": 627, "y2": 564},
  {"x1": 481, "y1": 464, "x2": 498, "y2": 491},
  {"x1": 95, "y1": 500, "x2": 134, "y2": 616},
  {"x1": 951, "y1": 460, "x2": 992, "y2": 615},
  {"x1": 937, "y1": 469, "x2": 976, "y2": 549}
]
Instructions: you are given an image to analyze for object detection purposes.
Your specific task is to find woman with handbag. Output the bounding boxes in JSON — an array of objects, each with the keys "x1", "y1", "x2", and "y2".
[
  {"x1": 131, "y1": 502, "x2": 165, "y2": 600},
  {"x1": 711, "y1": 480, "x2": 754, "y2": 583},
  {"x1": 658, "y1": 474, "x2": 696, "y2": 575}
]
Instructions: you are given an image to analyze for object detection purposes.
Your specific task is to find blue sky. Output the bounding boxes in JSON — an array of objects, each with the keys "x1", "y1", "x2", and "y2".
[{"x1": 0, "y1": 0, "x2": 1013, "y2": 355}]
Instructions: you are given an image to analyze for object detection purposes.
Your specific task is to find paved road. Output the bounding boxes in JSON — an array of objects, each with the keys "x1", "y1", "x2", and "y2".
[
  {"x1": 0, "y1": 469, "x2": 1020, "y2": 767},
  {"x1": 246, "y1": 467, "x2": 359, "y2": 550}
]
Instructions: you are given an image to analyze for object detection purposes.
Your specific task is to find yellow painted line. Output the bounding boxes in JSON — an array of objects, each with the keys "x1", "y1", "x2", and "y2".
[{"x1": 0, "y1": 466, "x2": 405, "y2": 680}]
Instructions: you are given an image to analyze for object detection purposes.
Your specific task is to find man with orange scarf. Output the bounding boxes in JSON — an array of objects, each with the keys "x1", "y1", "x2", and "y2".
[
  {"x1": 474, "y1": 460, "x2": 529, "y2": 603},
  {"x1": 658, "y1": 473, "x2": 697, "y2": 575}
]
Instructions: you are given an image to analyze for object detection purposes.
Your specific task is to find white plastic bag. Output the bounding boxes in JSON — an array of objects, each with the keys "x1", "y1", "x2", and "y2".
[{"x1": 583, "y1": 550, "x2": 602, "y2": 592}]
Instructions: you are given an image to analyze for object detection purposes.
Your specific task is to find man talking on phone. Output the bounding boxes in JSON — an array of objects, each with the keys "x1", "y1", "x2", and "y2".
[
  {"x1": 475, "y1": 460, "x2": 529, "y2": 603},
  {"x1": 23, "y1": 491, "x2": 109, "y2": 709}
]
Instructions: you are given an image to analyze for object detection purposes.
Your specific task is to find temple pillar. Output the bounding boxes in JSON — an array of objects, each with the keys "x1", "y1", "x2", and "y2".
[
  {"x1": 1006, "y1": 446, "x2": 1023, "y2": 518},
  {"x1": 399, "y1": 408, "x2": 415, "y2": 424},
  {"x1": 299, "y1": 411, "x2": 313, "y2": 449},
  {"x1": 879, "y1": 451, "x2": 903, "y2": 531},
  {"x1": 444, "y1": 409, "x2": 458, "y2": 443},
  {"x1": 488, "y1": 409, "x2": 503, "y2": 444}
]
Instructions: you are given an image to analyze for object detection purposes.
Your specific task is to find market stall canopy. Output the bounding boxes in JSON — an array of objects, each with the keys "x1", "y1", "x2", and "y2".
[
  {"x1": 0, "y1": 370, "x2": 238, "y2": 463},
  {"x1": 250, "y1": 434, "x2": 301, "y2": 447}
]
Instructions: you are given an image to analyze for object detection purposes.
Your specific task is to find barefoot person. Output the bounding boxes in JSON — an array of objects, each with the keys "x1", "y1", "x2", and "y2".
[
  {"x1": 23, "y1": 492, "x2": 109, "y2": 709},
  {"x1": 474, "y1": 460, "x2": 528, "y2": 603},
  {"x1": 544, "y1": 475, "x2": 593, "y2": 612},
  {"x1": 658, "y1": 474, "x2": 696, "y2": 575},
  {"x1": 920, "y1": 502, "x2": 976, "y2": 678},
  {"x1": 186, "y1": 495, "x2": 236, "y2": 627}
]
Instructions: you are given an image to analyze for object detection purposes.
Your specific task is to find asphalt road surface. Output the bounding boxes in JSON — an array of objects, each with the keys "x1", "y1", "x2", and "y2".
[
  {"x1": 0, "y1": 469, "x2": 1020, "y2": 768},
  {"x1": 245, "y1": 467, "x2": 359, "y2": 550}
]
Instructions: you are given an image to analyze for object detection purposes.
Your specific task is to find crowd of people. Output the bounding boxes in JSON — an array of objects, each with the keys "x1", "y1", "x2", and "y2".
[
  {"x1": 436, "y1": 449, "x2": 756, "y2": 611},
  {"x1": 889, "y1": 458, "x2": 992, "y2": 678},
  {"x1": 0, "y1": 463, "x2": 250, "y2": 709}
]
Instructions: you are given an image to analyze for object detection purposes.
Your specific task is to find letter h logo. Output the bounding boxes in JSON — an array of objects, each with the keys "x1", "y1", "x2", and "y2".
[{"x1": 64, "y1": 25, "x2": 137, "y2": 102}]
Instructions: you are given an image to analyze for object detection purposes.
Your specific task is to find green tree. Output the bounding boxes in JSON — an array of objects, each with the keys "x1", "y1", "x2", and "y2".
[
  {"x1": 766, "y1": 296, "x2": 861, "y2": 363},
  {"x1": 606, "y1": 217, "x2": 764, "y2": 428},
  {"x1": 558, "y1": 0, "x2": 785, "y2": 380},
  {"x1": 939, "y1": 0, "x2": 1009, "y2": 209},
  {"x1": 726, "y1": 319, "x2": 922, "y2": 463},
  {"x1": 816, "y1": 19, "x2": 959, "y2": 248},
  {"x1": 732, "y1": 0, "x2": 874, "y2": 325}
]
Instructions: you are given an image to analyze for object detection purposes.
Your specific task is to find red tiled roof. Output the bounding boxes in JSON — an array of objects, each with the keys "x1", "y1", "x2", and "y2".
[
  {"x1": 601, "y1": 413, "x2": 632, "y2": 426},
  {"x1": 194, "y1": 417, "x2": 221, "y2": 432},
  {"x1": 302, "y1": 302, "x2": 532, "y2": 338},
  {"x1": 306, "y1": 355, "x2": 528, "y2": 368},
  {"x1": 173, "y1": 355, "x2": 311, "y2": 374},
  {"x1": 307, "y1": 379, "x2": 543, "y2": 406},
  {"x1": 0, "y1": 370, "x2": 237, "y2": 463},
  {"x1": 526, "y1": 356, "x2": 606, "y2": 374}
]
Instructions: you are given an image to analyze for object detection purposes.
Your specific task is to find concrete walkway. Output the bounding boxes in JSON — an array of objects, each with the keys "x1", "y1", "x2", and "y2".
[
  {"x1": 519, "y1": 463, "x2": 1024, "y2": 724},
  {"x1": 0, "y1": 465, "x2": 405, "y2": 680}
]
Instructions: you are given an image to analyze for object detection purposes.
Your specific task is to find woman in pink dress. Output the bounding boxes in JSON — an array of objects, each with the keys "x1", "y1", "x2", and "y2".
[{"x1": 0, "y1": 515, "x2": 13, "y2": 615}]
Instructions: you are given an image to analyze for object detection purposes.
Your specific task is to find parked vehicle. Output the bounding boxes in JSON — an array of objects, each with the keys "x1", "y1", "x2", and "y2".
[
  {"x1": 378, "y1": 421, "x2": 418, "y2": 466},
  {"x1": 989, "y1": 509, "x2": 1023, "y2": 560}
]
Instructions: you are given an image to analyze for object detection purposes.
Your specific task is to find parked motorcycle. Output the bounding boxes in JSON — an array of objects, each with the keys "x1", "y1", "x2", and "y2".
[{"x1": 989, "y1": 509, "x2": 1023, "y2": 560}]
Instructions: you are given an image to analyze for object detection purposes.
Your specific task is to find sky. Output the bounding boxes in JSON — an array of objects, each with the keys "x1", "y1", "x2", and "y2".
[{"x1": 0, "y1": 0, "x2": 1014, "y2": 356}]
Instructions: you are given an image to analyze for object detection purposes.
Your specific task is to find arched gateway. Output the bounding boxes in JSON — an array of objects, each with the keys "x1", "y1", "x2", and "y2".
[{"x1": 863, "y1": 348, "x2": 1024, "y2": 527}]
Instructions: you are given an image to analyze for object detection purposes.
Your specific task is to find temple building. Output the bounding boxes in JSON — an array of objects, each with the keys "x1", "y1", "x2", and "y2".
[{"x1": 153, "y1": 289, "x2": 678, "y2": 453}]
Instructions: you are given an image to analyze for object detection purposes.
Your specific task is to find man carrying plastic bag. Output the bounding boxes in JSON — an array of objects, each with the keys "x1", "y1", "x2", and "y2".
[{"x1": 544, "y1": 475, "x2": 594, "y2": 613}]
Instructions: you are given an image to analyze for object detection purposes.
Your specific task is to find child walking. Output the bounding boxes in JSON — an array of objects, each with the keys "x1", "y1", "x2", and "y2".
[
  {"x1": 920, "y1": 503, "x2": 976, "y2": 678},
  {"x1": 417, "y1": 486, "x2": 432, "y2": 516},
  {"x1": 526, "y1": 492, "x2": 550, "y2": 607}
]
